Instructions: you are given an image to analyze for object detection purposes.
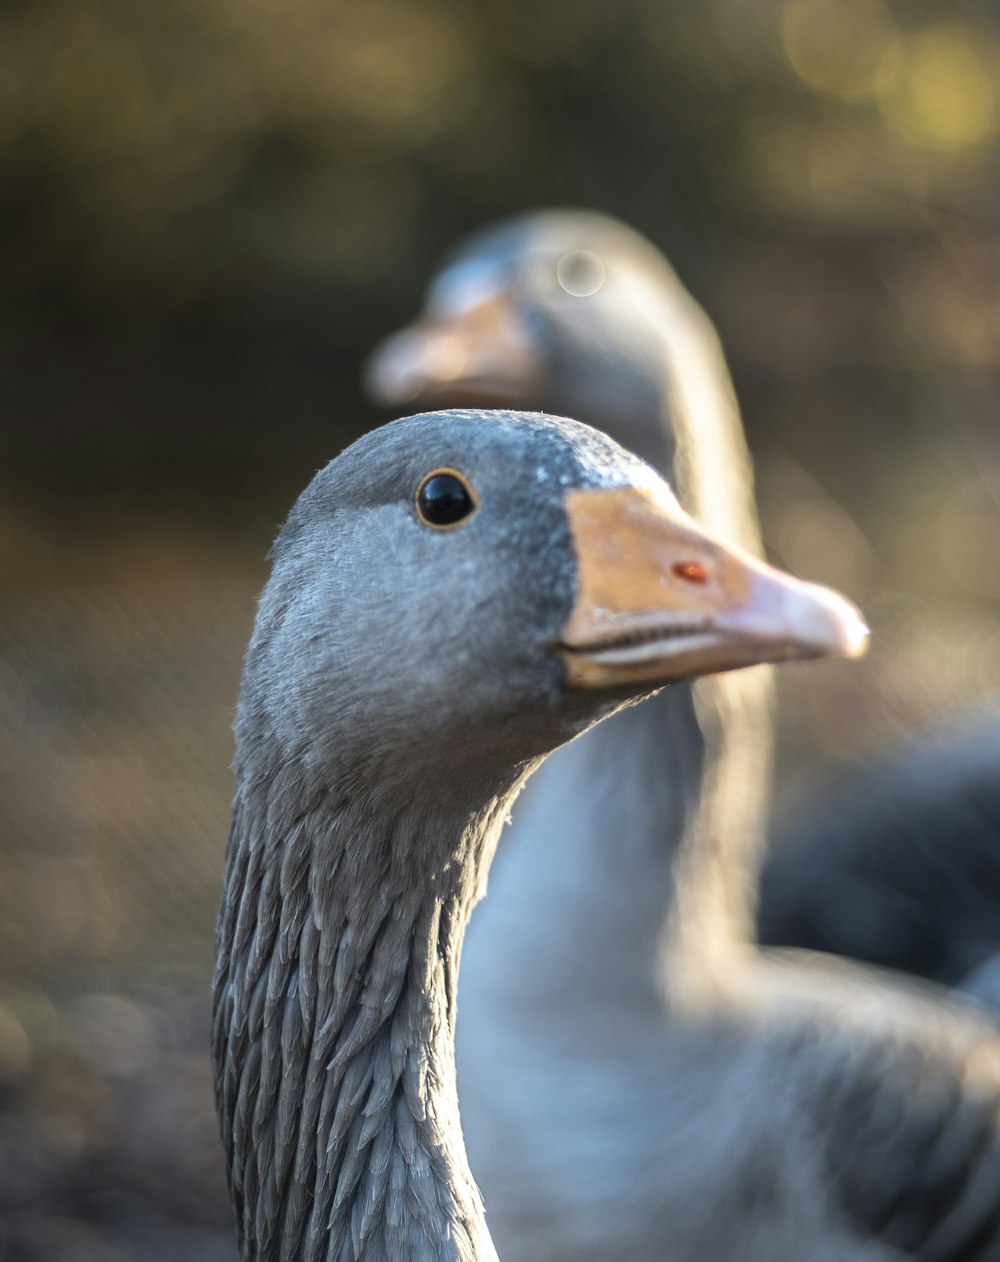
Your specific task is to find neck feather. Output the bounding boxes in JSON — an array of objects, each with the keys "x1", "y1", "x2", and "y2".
[{"x1": 213, "y1": 762, "x2": 512, "y2": 1262}]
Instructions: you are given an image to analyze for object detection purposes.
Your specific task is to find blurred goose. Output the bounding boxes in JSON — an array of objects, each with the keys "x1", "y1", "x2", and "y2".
[
  {"x1": 367, "y1": 210, "x2": 773, "y2": 1251},
  {"x1": 211, "y1": 408, "x2": 864, "y2": 1262},
  {"x1": 367, "y1": 215, "x2": 1000, "y2": 1262},
  {"x1": 368, "y1": 204, "x2": 773, "y2": 980},
  {"x1": 759, "y1": 706, "x2": 1000, "y2": 998}
]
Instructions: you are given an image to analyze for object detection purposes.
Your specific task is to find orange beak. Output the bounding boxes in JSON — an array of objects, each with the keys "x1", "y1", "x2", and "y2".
[
  {"x1": 560, "y1": 482, "x2": 869, "y2": 688},
  {"x1": 366, "y1": 290, "x2": 541, "y2": 407}
]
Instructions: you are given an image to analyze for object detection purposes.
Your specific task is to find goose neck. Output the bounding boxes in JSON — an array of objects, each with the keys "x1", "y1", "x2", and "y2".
[
  {"x1": 214, "y1": 769, "x2": 510, "y2": 1262},
  {"x1": 464, "y1": 676, "x2": 772, "y2": 1031}
]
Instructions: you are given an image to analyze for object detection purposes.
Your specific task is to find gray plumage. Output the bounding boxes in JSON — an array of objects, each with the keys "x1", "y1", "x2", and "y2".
[
  {"x1": 759, "y1": 706, "x2": 1000, "y2": 996},
  {"x1": 964, "y1": 954, "x2": 1000, "y2": 1009},
  {"x1": 367, "y1": 213, "x2": 1000, "y2": 1262}
]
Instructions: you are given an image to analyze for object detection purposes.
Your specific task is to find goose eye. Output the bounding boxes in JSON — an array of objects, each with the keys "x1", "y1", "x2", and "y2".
[
  {"x1": 556, "y1": 251, "x2": 606, "y2": 298},
  {"x1": 416, "y1": 469, "x2": 478, "y2": 529}
]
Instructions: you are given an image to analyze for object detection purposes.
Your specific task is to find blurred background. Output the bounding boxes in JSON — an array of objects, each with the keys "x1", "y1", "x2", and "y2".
[{"x1": 1, "y1": 0, "x2": 998, "y2": 1257}]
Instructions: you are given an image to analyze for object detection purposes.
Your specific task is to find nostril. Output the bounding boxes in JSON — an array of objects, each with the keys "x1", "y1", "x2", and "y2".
[{"x1": 672, "y1": 561, "x2": 708, "y2": 585}]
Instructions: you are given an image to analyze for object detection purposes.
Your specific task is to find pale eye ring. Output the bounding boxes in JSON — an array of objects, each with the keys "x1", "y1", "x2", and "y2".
[
  {"x1": 556, "y1": 251, "x2": 606, "y2": 298},
  {"x1": 415, "y1": 468, "x2": 479, "y2": 530}
]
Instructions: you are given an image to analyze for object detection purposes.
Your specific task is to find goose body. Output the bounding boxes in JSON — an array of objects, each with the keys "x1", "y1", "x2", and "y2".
[
  {"x1": 460, "y1": 948, "x2": 1000, "y2": 1262},
  {"x1": 759, "y1": 707, "x2": 1000, "y2": 997},
  {"x1": 212, "y1": 407, "x2": 865, "y2": 1262},
  {"x1": 367, "y1": 213, "x2": 1000, "y2": 1261}
]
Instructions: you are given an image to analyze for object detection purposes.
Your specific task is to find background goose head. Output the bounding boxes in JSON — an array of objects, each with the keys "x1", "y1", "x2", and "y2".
[
  {"x1": 366, "y1": 210, "x2": 703, "y2": 469},
  {"x1": 237, "y1": 408, "x2": 865, "y2": 807}
]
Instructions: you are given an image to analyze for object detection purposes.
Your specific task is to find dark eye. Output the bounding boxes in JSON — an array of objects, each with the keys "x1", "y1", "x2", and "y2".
[
  {"x1": 556, "y1": 250, "x2": 605, "y2": 298},
  {"x1": 416, "y1": 469, "x2": 478, "y2": 529}
]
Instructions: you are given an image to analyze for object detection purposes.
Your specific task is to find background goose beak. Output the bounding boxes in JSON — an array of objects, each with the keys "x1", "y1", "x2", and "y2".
[
  {"x1": 560, "y1": 482, "x2": 869, "y2": 689},
  {"x1": 365, "y1": 293, "x2": 541, "y2": 406}
]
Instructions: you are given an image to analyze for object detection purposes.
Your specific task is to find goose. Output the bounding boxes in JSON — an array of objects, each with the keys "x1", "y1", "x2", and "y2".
[
  {"x1": 366, "y1": 203, "x2": 774, "y2": 983},
  {"x1": 366, "y1": 217, "x2": 1000, "y2": 1262},
  {"x1": 366, "y1": 209, "x2": 775, "y2": 1254},
  {"x1": 759, "y1": 706, "x2": 1000, "y2": 997},
  {"x1": 211, "y1": 407, "x2": 870, "y2": 1262},
  {"x1": 370, "y1": 212, "x2": 1000, "y2": 1015}
]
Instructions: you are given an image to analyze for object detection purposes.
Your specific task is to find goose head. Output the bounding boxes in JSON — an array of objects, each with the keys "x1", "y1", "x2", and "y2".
[
  {"x1": 366, "y1": 211, "x2": 698, "y2": 462},
  {"x1": 237, "y1": 408, "x2": 867, "y2": 806}
]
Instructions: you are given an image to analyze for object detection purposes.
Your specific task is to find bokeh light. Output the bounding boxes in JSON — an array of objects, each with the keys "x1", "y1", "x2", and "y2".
[
  {"x1": 782, "y1": 0, "x2": 901, "y2": 102},
  {"x1": 882, "y1": 26, "x2": 997, "y2": 151}
]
